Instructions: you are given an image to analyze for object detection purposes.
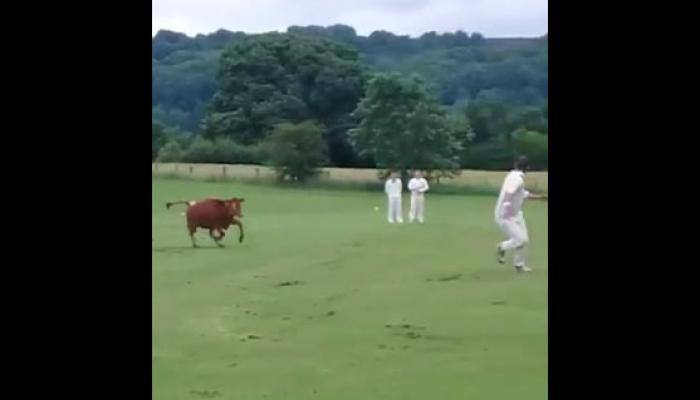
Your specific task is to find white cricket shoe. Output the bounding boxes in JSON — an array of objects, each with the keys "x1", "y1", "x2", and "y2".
[{"x1": 515, "y1": 265, "x2": 532, "y2": 272}]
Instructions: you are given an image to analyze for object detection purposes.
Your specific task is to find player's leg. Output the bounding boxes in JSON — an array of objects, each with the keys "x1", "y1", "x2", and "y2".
[
  {"x1": 496, "y1": 219, "x2": 510, "y2": 263},
  {"x1": 409, "y1": 195, "x2": 416, "y2": 222},
  {"x1": 498, "y1": 220, "x2": 522, "y2": 251},
  {"x1": 497, "y1": 218, "x2": 527, "y2": 264},
  {"x1": 512, "y1": 215, "x2": 531, "y2": 272},
  {"x1": 387, "y1": 197, "x2": 395, "y2": 223},
  {"x1": 513, "y1": 246, "x2": 530, "y2": 272},
  {"x1": 396, "y1": 197, "x2": 404, "y2": 223},
  {"x1": 417, "y1": 196, "x2": 425, "y2": 223}
]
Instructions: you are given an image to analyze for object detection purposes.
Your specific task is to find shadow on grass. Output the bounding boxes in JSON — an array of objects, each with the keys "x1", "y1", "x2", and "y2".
[{"x1": 152, "y1": 245, "x2": 227, "y2": 253}]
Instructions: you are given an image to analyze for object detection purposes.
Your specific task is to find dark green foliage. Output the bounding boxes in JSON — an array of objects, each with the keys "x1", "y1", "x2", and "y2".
[
  {"x1": 461, "y1": 100, "x2": 548, "y2": 169},
  {"x1": 465, "y1": 101, "x2": 548, "y2": 139},
  {"x1": 511, "y1": 130, "x2": 548, "y2": 170},
  {"x1": 182, "y1": 137, "x2": 268, "y2": 164},
  {"x1": 264, "y1": 120, "x2": 328, "y2": 182},
  {"x1": 182, "y1": 138, "x2": 221, "y2": 163},
  {"x1": 460, "y1": 140, "x2": 515, "y2": 170},
  {"x1": 152, "y1": 121, "x2": 167, "y2": 160},
  {"x1": 447, "y1": 113, "x2": 476, "y2": 167},
  {"x1": 152, "y1": 26, "x2": 548, "y2": 170},
  {"x1": 201, "y1": 33, "x2": 365, "y2": 167},
  {"x1": 152, "y1": 27, "x2": 546, "y2": 132},
  {"x1": 155, "y1": 136, "x2": 267, "y2": 164},
  {"x1": 152, "y1": 121, "x2": 193, "y2": 160},
  {"x1": 152, "y1": 30, "x2": 246, "y2": 132},
  {"x1": 459, "y1": 132, "x2": 547, "y2": 171},
  {"x1": 465, "y1": 100, "x2": 511, "y2": 143},
  {"x1": 156, "y1": 140, "x2": 186, "y2": 162}
]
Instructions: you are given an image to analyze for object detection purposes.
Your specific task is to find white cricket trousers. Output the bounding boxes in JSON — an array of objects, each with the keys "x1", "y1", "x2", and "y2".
[
  {"x1": 387, "y1": 196, "x2": 403, "y2": 223},
  {"x1": 496, "y1": 212, "x2": 529, "y2": 267},
  {"x1": 409, "y1": 193, "x2": 425, "y2": 223}
]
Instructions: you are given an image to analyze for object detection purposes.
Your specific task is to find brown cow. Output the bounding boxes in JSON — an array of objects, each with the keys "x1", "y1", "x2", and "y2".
[{"x1": 166, "y1": 197, "x2": 245, "y2": 247}]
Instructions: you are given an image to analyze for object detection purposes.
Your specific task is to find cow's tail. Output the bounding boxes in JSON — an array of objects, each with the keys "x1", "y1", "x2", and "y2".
[{"x1": 166, "y1": 200, "x2": 192, "y2": 210}]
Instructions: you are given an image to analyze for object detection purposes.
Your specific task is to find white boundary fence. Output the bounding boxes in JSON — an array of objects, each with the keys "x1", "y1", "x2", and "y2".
[{"x1": 152, "y1": 163, "x2": 548, "y2": 192}]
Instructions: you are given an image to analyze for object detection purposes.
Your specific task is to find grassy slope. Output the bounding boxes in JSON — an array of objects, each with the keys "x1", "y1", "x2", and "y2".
[{"x1": 153, "y1": 179, "x2": 547, "y2": 400}]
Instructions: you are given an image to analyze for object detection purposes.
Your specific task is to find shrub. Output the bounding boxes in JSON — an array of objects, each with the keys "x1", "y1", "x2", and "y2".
[
  {"x1": 264, "y1": 121, "x2": 328, "y2": 182},
  {"x1": 156, "y1": 140, "x2": 186, "y2": 162},
  {"x1": 512, "y1": 130, "x2": 548, "y2": 170},
  {"x1": 461, "y1": 140, "x2": 514, "y2": 170},
  {"x1": 180, "y1": 137, "x2": 269, "y2": 164}
]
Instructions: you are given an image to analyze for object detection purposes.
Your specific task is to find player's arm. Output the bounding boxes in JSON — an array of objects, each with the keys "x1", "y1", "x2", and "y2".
[
  {"x1": 420, "y1": 179, "x2": 429, "y2": 193},
  {"x1": 527, "y1": 190, "x2": 548, "y2": 200},
  {"x1": 407, "y1": 179, "x2": 417, "y2": 191}
]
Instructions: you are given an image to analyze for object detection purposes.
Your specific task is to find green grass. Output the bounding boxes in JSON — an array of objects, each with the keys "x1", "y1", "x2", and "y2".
[
  {"x1": 153, "y1": 174, "x2": 501, "y2": 197},
  {"x1": 153, "y1": 179, "x2": 548, "y2": 400}
]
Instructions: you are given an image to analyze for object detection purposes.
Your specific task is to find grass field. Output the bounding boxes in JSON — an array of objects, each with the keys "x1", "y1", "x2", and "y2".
[{"x1": 152, "y1": 178, "x2": 548, "y2": 400}]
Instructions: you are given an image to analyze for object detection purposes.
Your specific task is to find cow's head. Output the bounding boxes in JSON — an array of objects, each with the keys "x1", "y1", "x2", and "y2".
[{"x1": 225, "y1": 198, "x2": 245, "y2": 218}]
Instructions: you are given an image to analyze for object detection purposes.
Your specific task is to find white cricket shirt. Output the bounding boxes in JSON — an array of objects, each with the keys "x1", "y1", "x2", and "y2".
[
  {"x1": 408, "y1": 178, "x2": 430, "y2": 195},
  {"x1": 385, "y1": 178, "x2": 403, "y2": 198},
  {"x1": 494, "y1": 170, "x2": 530, "y2": 220}
]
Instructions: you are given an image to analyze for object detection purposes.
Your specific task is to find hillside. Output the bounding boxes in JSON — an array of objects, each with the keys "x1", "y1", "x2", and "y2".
[{"x1": 152, "y1": 25, "x2": 547, "y2": 133}]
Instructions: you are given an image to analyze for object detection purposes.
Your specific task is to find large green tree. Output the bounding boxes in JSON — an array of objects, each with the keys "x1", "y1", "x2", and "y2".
[
  {"x1": 152, "y1": 27, "x2": 548, "y2": 170},
  {"x1": 202, "y1": 33, "x2": 366, "y2": 166},
  {"x1": 349, "y1": 73, "x2": 460, "y2": 180}
]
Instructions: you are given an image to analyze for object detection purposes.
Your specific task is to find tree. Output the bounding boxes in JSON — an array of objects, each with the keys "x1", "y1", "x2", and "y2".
[
  {"x1": 470, "y1": 32, "x2": 485, "y2": 45},
  {"x1": 153, "y1": 120, "x2": 195, "y2": 160},
  {"x1": 512, "y1": 129, "x2": 548, "y2": 169},
  {"x1": 447, "y1": 113, "x2": 476, "y2": 167},
  {"x1": 349, "y1": 73, "x2": 460, "y2": 181},
  {"x1": 181, "y1": 137, "x2": 266, "y2": 164},
  {"x1": 152, "y1": 121, "x2": 167, "y2": 160},
  {"x1": 156, "y1": 140, "x2": 185, "y2": 162},
  {"x1": 464, "y1": 100, "x2": 511, "y2": 143},
  {"x1": 153, "y1": 26, "x2": 548, "y2": 170},
  {"x1": 461, "y1": 140, "x2": 514, "y2": 170},
  {"x1": 202, "y1": 33, "x2": 366, "y2": 166},
  {"x1": 288, "y1": 24, "x2": 358, "y2": 45},
  {"x1": 264, "y1": 120, "x2": 328, "y2": 181},
  {"x1": 510, "y1": 106, "x2": 548, "y2": 134}
]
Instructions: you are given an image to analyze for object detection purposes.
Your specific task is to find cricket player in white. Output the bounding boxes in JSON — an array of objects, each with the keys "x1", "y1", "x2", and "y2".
[
  {"x1": 408, "y1": 170, "x2": 429, "y2": 223},
  {"x1": 385, "y1": 171, "x2": 404, "y2": 223},
  {"x1": 495, "y1": 156, "x2": 547, "y2": 272}
]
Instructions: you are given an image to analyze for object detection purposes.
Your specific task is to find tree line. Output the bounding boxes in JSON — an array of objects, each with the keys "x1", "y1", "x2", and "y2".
[{"x1": 153, "y1": 26, "x2": 547, "y2": 177}]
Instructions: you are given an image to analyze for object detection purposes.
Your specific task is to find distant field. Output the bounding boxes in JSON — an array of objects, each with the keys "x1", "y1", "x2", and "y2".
[
  {"x1": 152, "y1": 163, "x2": 549, "y2": 192},
  {"x1": 152, "y1": 179, "x2": 548, "y2": 400}
]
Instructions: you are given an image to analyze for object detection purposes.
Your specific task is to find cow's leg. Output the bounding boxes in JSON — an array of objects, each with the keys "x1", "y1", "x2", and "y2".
[
  {"x1": 231, "y1": 219, "x2": 244, "y2": 243},
  {"x1": 188, "y1": 224, "x2": 198, "y2": 248},
  {"x1": 210, "y1": 229, "x2": 225, "y2": 247}
]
